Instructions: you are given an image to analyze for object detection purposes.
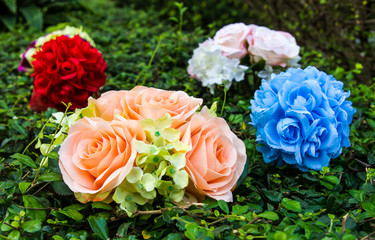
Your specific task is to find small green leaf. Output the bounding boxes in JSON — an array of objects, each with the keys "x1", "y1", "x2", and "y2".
[
  {"x1": 11, "y1": 153, "x2": 37, "y2": 168},
  {"x1": 52, "y1": 182, "x2": 73, "y2": 196},
  {"x1": 7, "y1": 230, "x2": 20, "y2": 240},
  {"x1": 92, "y1": 202, "x2": 113, "y2": 210},
  {"x1": 47, "y1": 152, "x2": 59, "y2": 159},
  {"x1": 38, "y1": 172, "x2": 63, "y2": 182},
  {"x1": 88, "y1": 216, "x2": 109, "y2": 240},
  {"x1": 23, "y1": 195, "x2": 46, "y2": 221},
  {"x1": 218, "y1": 200, "x2": 229, "y2": 214},
  {"x1": 59, "y1": 210, "x2": 84, "y2": 221},
  {"x1": 22, "y1": 220, "x2": 42, "y2": 233},
  {"x1": 281, "y1": 198, "x2": 302, "y2": 212},
  {"x1": 349, "y1": 189, "x2": 365, "y2": 202},
  {"x1": 323, "y1": 175, "x2": 339, "y2": 185},
  {"x1": 18, "y1": 182, "x2": 31, "y2": 194},
  {"x1": 52, "y1": 235, "x2": 64, "y2": 240},
  {"x1": 258, "y1": 211, "x2": 279, "y2": 220}
]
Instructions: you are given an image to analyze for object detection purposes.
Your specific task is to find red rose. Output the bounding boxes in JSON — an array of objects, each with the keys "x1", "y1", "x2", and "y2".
[{"x1": 29, "y1": 35, "x2": 107, "y2": 112}]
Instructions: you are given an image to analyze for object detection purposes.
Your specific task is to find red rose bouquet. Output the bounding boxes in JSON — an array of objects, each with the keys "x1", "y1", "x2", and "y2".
[{"x1": 19, "y1": 26, "x2": 107, "y2": 112}]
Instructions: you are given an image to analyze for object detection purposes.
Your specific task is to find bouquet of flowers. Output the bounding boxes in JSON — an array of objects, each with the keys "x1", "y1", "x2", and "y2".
[
  {"x1": 187, "y1": 23, "x2": 301, "y2": 93},
  {"x1": 18, "y1": 26, "x2": 107, "y2": 112},
  {"x1": 48, "y1": 86, "x2": 246, "y2": 215},
  {"x1": 250, "y1": 66, "x2": 356, "y2": 171}
]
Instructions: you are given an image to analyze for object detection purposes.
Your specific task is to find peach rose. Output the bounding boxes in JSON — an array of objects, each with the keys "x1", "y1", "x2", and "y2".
[
  {"x1": 179, "y1": 107, "x2": 247, "y2": 202},
  {"x1": 213, "y1": 23, "x2": 251, "y2": 59},
  {"x1": 58, "y1": 117, "x2": 146, "y2": 202},
  {"x1": 86, "y1": 86, "x2": 203, "y2": 127},
  {"x1": 247, "y1": 25, "x2": 300, "y2": 67}
]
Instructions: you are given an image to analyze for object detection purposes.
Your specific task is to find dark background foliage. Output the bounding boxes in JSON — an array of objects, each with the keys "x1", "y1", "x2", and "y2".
[
  {"x1": 0, "y1": 0, "x2": 374, "y2": 239},
  {"x1": 122, "y1": 0, "x2": 375, "y2": 84}
]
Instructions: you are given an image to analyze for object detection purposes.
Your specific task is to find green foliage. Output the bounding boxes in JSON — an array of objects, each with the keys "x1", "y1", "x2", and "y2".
[
  {"x1": 0, "y1": 0, "x2": 87, "y2": 31},
  {"x1": 0, "y1": 0, "x2": 374, "y2": 239}
]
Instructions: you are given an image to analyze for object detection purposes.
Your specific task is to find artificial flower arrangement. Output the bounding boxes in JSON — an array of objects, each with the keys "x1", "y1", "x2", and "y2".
[
  {"x1": 187, "y1": 23, "x2": 301, "y2": 93},
  {"x1": 18, "y1": 25, "x2": 107, "y2": 112},
  {"x1": 43, "y1": 86, "x2": 246, "y2": 215},
  {"x1": 250, "y1": 66, "x2": 356, "y2": 171}
]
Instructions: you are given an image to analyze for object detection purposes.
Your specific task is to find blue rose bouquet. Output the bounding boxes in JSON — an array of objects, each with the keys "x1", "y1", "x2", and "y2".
[{"x1": 250, "y1": 66, "x2": 356, "y2": 171}]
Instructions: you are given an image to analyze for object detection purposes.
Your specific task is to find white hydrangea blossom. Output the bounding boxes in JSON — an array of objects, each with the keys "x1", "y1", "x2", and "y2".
[{"x1": 188, "y1": 39, "x2": 248, "y2": 93}]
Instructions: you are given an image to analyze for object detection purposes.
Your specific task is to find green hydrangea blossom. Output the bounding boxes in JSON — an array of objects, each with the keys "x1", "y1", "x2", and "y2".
[{"x1": 113, "y1": 114, "x2": 189, "y2": 216}]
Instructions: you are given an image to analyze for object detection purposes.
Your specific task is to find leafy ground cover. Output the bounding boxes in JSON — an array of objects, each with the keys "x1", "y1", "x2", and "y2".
[{"x1": 0, "y1": 1, "x2": 374, "y2": 239}]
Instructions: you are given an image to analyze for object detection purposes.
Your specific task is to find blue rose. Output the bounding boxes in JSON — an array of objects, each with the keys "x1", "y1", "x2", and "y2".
[{"x1": 250, "y1": 66, "x2": 356, "y2": 171}]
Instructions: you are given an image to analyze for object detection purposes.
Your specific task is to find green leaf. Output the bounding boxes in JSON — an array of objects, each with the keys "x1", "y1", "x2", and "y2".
[
  {"x1": 323, "y1": 175, "x2": 339, "y2": 185},
  {"x1": 281, "y1": 198, "x2": 302, "y2": 212},
  {"x1": 349, "y1": 189, "x2": 365, "y2": 202},
  {"x1": 52, "y1": 235, "x2": 64, "y2": 240},
  {"x1": 38, "y1": 172, "x2": 63, "y2": 182},
  {"x1": 232, "y1": 205, "x2": 249, "y2": 215},
  {"x1": 235, "y1": 158, "x2": 249, "y2": 190},
  {"x1": 342, "y1": 233, "x2": 357, "y2": 240},
  {"x1": 19, "y1": 5, "x2": 43, "y2": 31},
  {"x1": 47, "y1": 152, "x2": 59, "y2": 159},
  {"x1": 11, "y1": 153, "x2": 37, "y2": 168},
  {"x1": 9, "y1": 119, "x2": 27, "y2": 135},
  {"x1": 88, "y1": 216, "x2": 109, "y2": 240},
  {"x1": 23, "y1": 195, "x2": 47, "y2": 221},
  {"x1": 2, "y1": 0, "x2": 17, "y2": 13},
  {"x1": 52, "y1": 182, "x2": 73, "y2": 196},
  {"x1": 263, "y1": 189, "x2": 283, "y2": 202},
  {"x1": 18, "y1": 182, "x2": 31, "y2": 194},
  {"x1": 7, "y1": 230, "x2": 20, "y2": 240},
  {"x1": 203, "y1": 198, "x2": 218, "y2": 210},
  {"x1": 258, "y1": 211, "x2": 279, "y2": 220},
  {"x1": 320, "y1": 180, "x2": 334, "y2": 190},
  {"x1": 59, "y1": 210, "x2": 84, "y2": 221},
  {"x1": 63, "y1": 204, "x2": 86, "y2": 211},
  {"x1": 218, "y1": 200, "x2": 229, "y2": 214},
  {"x1": 22, "y1": 220, "x2": 42, "y2": 233},
  {"x1": 92, "y1": 202, "x2": 113, "y2": 210}
]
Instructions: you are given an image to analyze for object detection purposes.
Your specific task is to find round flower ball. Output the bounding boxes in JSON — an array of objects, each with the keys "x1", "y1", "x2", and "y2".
[
  {"x1": 29, "y1": 35, "x2": 107, "y2": 112},
  {"x1": 250, "y1": 66, "x2": 355, "y2": 171}
]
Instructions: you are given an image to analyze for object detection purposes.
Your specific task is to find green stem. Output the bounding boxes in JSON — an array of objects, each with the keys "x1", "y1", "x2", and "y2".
[
  {"x1": 22, "y1": 118, "x2": 51, "y2": 155},
  {"x1": 32, "y1": 103, "x2": 71, "y2": 185},
  {"x1": 220, "y1": 87, "x2": 228, "y2": 117},
  {"x1": 137, "y1": 35, "x2": 164, "y2": 85}
]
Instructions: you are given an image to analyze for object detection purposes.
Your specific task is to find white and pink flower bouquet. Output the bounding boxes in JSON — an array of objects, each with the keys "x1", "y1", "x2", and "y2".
[
  {"x1": 188, "y1": 23, "x2": 301, "y2": 93},
  {"x1": 45, "y1": 86, "x2": 246, "y2": 215}
]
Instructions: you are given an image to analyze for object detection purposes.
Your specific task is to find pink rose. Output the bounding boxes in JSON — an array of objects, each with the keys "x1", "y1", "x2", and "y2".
[
  {"x1": 58, "y1": 117, "x2": 146, "y2": 202},
  {"x1": 179, "y1": 107, "x2": 247, "y2": 202},
  {"x1": 213, "y1": 23, "x2": 251, "y2": 59},
  {"x1": 87, "y1": 86, "x2": 203, "y2": 127},
  {"x1": 247, "y1": 25, "x2": 300, "y2": 67}
]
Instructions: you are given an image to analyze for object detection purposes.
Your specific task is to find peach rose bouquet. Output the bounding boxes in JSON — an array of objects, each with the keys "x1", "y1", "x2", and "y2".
[
  {"x1": 187, "y1": 23, "x2": 301, "y2": 93},
  {"x1": 40, "y1": 86, "x2": 247, "y2": 215}
]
